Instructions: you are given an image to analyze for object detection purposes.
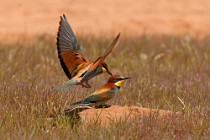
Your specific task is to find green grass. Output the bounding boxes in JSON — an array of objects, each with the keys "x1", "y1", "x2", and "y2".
[{"x1": 0, "y1": 34, "x2": 210, "y2": 139}]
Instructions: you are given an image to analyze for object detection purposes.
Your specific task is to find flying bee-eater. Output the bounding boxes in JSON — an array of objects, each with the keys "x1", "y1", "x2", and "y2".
[
  {"x1": 64, "y1": 75, "x2": 131, "y2": 112},
  {"x1": 56, "y1": 14, "x2": 120, "y2": 90}
]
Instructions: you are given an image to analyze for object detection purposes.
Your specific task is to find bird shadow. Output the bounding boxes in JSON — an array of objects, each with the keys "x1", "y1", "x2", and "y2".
[
  {"x1": 64, "y1": 104, "x2": 111, "y2": 127},
  {"x1": 46, "y1": 105, "x2": 111, "y2": 129},
  {"x1": 44, "y1": 104, "x2": 111, "y2": 130},
  {"x1": 64, "y1": 107, "x2": 90, "y2": 127}
]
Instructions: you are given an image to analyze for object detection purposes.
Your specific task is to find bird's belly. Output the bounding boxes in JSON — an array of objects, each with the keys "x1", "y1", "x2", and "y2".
[
  {"x1": 102, "y1": 90, "x2": 116, "y2": 99},
  {"x1": 82, "y1": 66, "x2": 101, "y2": 81}
]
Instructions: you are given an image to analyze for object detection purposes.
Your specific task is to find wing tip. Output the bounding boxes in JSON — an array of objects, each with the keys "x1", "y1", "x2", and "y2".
[
  {"x1": 117, "y1": 32, "x2": 121, "y2": 38},
  {"x1": 115, "y1": 32, "x2": 121, "y2": 41},
  {"x1": 60, "y1": 14, "x2": 67, "y2": 22}
]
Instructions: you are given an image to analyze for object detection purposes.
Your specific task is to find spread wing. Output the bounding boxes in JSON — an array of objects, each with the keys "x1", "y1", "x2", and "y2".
[
  {"x1": 88, "y1": 33, "x2": 120, "y2": 72},
  {"x1": 100, "y1": 32, "x2": 120, "y2": 62},
  {"x1": 57, "y1": 14, "x2": 87, "y2": 79}
]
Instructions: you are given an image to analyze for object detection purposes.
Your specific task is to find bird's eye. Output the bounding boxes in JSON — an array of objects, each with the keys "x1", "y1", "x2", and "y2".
[{"x1": 103, "y1": 64, "x2": 107, "y2": 69}]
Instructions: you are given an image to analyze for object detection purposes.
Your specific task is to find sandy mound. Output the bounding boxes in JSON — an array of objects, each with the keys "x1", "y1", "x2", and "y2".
[{"x1": 65, "y1": 105, "x2": 180, "y2": 126}]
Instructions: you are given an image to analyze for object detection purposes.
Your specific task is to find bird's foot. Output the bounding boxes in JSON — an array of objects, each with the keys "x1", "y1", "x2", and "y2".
[
  {"x1": 95, "y1": 104, "x2": 111, "y2": 108},
  {"x1": 81, "y1": 82, "x2": 91, "y2": 88}
]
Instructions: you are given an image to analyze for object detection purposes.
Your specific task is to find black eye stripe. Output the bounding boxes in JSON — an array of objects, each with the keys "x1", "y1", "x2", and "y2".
[
  {"x1": 114, "y1": 79, "x2": 123, "y2": 82},
  {"x1": 103, "y1": 65, "x2": 108, "y2": 69}
]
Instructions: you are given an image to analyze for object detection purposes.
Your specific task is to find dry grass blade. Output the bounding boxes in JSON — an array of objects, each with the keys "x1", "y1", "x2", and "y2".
[{"x1": 0, "y1": 34, "x2": 210, "y2": 139}]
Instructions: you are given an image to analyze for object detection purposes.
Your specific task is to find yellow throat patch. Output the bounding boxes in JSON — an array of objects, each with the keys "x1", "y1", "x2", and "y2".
[
  {"x1": 102, "y1": 67, "x2": 107, "y2": 73},
  {"x1": 115, "y1": 80, "x2": 125, "y2": 87}
]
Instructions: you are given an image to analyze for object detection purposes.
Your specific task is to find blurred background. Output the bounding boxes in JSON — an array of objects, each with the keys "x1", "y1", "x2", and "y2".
[{"x1": 1, "y1": 0, "x2": 210, "y2": 40}]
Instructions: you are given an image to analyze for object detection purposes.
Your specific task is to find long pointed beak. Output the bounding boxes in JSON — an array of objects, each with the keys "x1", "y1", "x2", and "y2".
[
  {"x1": 122, "y1": 77, "x2": 131, "y2": 80},
  {"x1": 107, "y1": 69, "x2": 113, "y2": 76}
]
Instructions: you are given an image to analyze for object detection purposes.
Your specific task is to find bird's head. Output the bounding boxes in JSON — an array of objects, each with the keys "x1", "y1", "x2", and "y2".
[
  {"x1": 101, "y1": 62, "x2": 112, "y2": 76},
  {"x1": 108, "y1": 75, "x2": 131, "y2": 89}
]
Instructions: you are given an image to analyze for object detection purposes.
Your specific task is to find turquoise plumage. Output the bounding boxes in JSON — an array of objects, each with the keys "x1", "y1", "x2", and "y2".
[{"x1": 65, "y1": 75, "x2": 130, "y2": 112}]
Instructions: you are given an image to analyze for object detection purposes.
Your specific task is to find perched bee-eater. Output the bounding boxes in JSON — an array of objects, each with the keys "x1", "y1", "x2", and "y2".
[
  {"x1": 64, "y1": 75, "x2": 130, "y2": 112},
  {"x1": 56, "y1": 14, "x2": 120, "y2": 90}
]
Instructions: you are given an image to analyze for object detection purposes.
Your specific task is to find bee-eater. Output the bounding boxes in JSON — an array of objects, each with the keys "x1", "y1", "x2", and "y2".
[
  {"x1": 56, "y1": 14, "x2": 120, "y2": 90},
  {"x1": 64, "y1": 75, "x2": 131, "y2": 112}
]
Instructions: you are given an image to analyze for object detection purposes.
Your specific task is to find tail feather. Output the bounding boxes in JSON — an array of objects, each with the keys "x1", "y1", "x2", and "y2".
[
  {"x1": 64, "y1": 101, "x2": 90, "y2": 112},
  {"x1": 55, "y1": 79, "x2": 78, "y2": 91}
]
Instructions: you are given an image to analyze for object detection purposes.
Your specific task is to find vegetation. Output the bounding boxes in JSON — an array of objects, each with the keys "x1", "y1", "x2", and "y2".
[{"x1": 0, "y1": 34, "x2": 210, "y2": 139}]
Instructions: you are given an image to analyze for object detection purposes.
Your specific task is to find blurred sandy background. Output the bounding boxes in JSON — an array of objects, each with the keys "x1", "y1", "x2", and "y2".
[{"x1": 1, "y1": 0, "x2": 210, "y2": 39}]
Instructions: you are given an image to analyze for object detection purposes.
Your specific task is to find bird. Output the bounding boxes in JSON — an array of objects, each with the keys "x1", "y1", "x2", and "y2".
[
  {"x1": 56, "y1": 14, "x2": 120, "y2": 90},
  {"x1": 64, "y1": 75, "x2": 131, "y2": 112}
]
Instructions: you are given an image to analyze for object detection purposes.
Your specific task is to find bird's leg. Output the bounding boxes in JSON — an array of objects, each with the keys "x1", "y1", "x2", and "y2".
[
  {"x1": 95, "y1": 104, "x2": 111, "y2": 108},
  {"x1": 81, "y1": 83, "x2": 88, "y2": 88},
  {"x1": 85, "y1": 81, "x2": 91, "y2": 88},
  {"x1": 81, "y1": 81, "x2": 91, "y2": 88}
]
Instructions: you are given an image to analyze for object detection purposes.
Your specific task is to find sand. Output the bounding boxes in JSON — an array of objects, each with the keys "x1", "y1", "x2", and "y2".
[
  {"x1": 1, "y1": 0, "x2": 210, "y2": 39},
  {"x1": 64, "y1": 105, "x2": 180, "y2": 126}
]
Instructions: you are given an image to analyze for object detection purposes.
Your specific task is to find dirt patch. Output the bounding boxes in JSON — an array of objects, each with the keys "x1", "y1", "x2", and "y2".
[{"x1": 65, "y1": 105, "x2": 180, "y2": 126}]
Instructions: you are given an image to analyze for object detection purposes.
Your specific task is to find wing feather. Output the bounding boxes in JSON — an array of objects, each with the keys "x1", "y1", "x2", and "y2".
[
  {"x1": 87, "y1": 33, "x2": 120, "y2": 72},
  {"x1": 100, "y1": 33, "x2": 120, "y2": 62},
  {"x1": 57, "y1": 14, "x2": 87, "y2": 79}
]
